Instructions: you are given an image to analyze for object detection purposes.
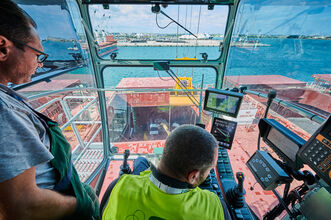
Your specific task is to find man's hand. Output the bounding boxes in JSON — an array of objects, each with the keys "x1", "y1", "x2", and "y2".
[{"x1": 0, "y1": 167, "x2": 76, "y2": 220}]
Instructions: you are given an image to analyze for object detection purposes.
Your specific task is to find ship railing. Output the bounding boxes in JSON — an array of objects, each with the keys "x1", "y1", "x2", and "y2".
[
  {"x1": 28, "y1": 87, "x2": 327, "y2": 155},
  {"x1": 244, "y1": 89, "x2": 326, "y2": 124},
  {"x1": 25, "y1": 87, "x2": 328, "y2": 185},
  {"x1": 36, "y1": 96, "x2": 101, "y2": 156}
]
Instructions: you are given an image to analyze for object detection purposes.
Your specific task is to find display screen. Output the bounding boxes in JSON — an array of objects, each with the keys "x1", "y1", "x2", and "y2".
[
  {"x1": 204, "y1": 89, "x2": 243, "y2": 117},
  {"x1": 206, "y1": 93, "x2": 240, "y2": 114},
  {"x1": 211, "y1": 117, "x2": 237, "y2": 149},
  {"x1": 267, "y1": 127, "x2": 299, "y2": 162}
]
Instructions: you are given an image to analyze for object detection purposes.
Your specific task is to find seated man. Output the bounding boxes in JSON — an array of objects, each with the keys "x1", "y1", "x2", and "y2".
[{"x1": 102, "y1": 125, "x2": 231, "y2": 220}]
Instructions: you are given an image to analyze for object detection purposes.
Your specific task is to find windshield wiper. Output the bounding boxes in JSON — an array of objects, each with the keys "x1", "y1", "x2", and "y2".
[{"x1": 152, "y1": 4, "x2": 198, "y2": 39}]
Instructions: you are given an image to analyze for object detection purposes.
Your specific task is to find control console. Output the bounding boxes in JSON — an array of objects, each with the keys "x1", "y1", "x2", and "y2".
[
  {"x1": 247, "y1": 151, "x2": 291, "y2": 190},
  {"x1": 199, "y1": 168, "x2": 224, "y2": 199},
  {"x1": 298, "y1": 116, "x2": 331, "y2": 186}
]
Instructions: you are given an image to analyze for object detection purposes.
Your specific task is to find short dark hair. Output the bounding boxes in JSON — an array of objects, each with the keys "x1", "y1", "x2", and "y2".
[
  {"x1": 161, "y1": 125, "x2": 218, "y2": 179},
  {"x1": 0, "y1": 0, "x2": 37, "y2": 48}
]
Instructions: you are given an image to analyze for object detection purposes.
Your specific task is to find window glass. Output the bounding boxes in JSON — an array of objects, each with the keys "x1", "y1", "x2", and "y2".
[
  {"x1": 103, "y1": 66, "x2": 216, "y2": 145},
  {"x1": 15, "y1": 0, "x2": 95, "y2": 95},
  {"x1": 89, "y1": 4, "x2": 228, "y2": 60},
  {"x1": 225, "y1": 0, "x2": 331, "y2": 133},
  {"x1": 14, "y1": 0, "x2": 101, "y2": 182},
  {"x1": 225, "y1": 1, "x2": 331, "y2": 218}
]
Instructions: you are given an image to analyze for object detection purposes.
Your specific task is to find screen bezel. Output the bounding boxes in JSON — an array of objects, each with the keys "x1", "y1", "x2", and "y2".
[
  {"x1": 259, "y1": 119, "x2": 305, "y2": 170},
  {"x1": 203, "y1": 88, "x2": 243, "y2": 118}
]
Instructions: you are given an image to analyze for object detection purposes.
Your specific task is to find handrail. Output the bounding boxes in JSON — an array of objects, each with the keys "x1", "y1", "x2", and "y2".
[
  {"x1": 73, "y1": 126, "x2": 102, "y2": 163},
  {"x1": 60, "y1": 97, "x2": 98, "y2": 130},
  {"x1": 244, "y1": 90, "x2": 326, "y2": 124},
  {"x1": 11, "y1": 66, "x2": 83, "y2": 91},
  {"x1": 35, "y1": 95, "x2": 99, "y2": 148},
  {"x1": 35, "y1": 98, "x2": 62, "y2": 111},
  {"x1": 27, "y1": 87, "x2": 206, "y2": 100}
]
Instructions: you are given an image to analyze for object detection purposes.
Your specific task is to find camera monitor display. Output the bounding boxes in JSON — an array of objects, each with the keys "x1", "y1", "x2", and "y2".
[
  {"x1": 211, "y1": 117, "x2": 238, "y2": 149},
  {"x1": 204, "y1": 88, "x2": 243, "y2": 118},
  {"x1": 259, "y1": 118, "x2": 306, "y2": 170}
]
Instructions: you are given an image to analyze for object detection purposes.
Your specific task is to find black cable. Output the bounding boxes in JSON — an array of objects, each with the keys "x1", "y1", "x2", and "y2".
[
  {"x1": 156, "y1": 70, "x2": 171, "y2": 81},
  {"x1": 258, "y1": 90, "x2": 276, "y2": 151},
  {"x1": 283, "y1": 183, "x2": 290, "y2": 200},
  {"x1": 160, "y1": 10, "x2": 197, "y2": 38},
  {"x1": 263, "y1": 184, "x2": 308, "y2": 220},
  {"x1": 272, "y1": 189, "x2": 295, "y2": 220},
  {"x1": 156, "y1": 13, "x2": 174, "y2": 29}
]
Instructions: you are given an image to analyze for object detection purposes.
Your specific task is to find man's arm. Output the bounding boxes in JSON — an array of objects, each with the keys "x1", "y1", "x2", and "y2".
[
  {"x1": 0, "y1": 167, "x2": 76, "y2": 220},
  {"x1": 100, "y1": 177, "x2": 119, "y2": 215},
  {"x1": 220, "y1": 199, "x2": 232, "y2": 220}
]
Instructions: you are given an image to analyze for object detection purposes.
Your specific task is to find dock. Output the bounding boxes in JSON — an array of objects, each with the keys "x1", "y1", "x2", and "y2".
[{"x1": 117, "y1": 39, "x2": 269, "y2": 47}]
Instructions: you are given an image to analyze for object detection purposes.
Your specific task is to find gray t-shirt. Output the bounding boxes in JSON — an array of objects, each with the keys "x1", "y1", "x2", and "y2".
[{"x1": 0, "y1": 84, "x2": 58, "y2": 189}]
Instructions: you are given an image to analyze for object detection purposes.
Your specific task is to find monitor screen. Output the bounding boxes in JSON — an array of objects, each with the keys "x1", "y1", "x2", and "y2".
[
  {"x1": 211, "y1": 117, "x2": 238, "y2": 149},
  {"x1": 267, "y1": 127, "x2": 299, "y2": 163},
  {"x1": 204, "y1": 88, "x2": 243, "y2": 117}
]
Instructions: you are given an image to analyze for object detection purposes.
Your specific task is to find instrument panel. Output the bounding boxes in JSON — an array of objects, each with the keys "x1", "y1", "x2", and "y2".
[
  {"x1": 211, "y1": 117, "x2": 237, "y2": 149},
  {"x1": 298, "y1": 116, "x2": 331, "y2": 186}
]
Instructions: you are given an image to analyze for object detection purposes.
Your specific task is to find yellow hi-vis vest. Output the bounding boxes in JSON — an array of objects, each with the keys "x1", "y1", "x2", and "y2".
[{"x1": 102, "y1": 170, "x2": 225, "y2": 220}]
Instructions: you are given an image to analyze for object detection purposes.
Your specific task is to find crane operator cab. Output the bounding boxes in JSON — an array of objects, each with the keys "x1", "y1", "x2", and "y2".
[
  {"x1": 103, "y1": 87, "x2": 331, "y2": 220},
  {"x1": 7, "y1": 0, "x2": 331, "y2": 219},
  {"x1": 101, "y1": 87, "x2": 249, "y2": 219}
]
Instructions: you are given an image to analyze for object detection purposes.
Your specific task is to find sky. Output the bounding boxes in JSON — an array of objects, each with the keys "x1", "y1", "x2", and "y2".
[
  {"x1": 19, "y1": 1, "x2": 331, "y2": 40},
  {"x1": 21, "y1": 5, "x2": 77, "y2": 40},
  {"x1": 89, "y1": 4, "x2": 229, "y2": 35}
]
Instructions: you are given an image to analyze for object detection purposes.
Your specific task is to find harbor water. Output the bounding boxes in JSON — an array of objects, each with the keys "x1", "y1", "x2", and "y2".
[{"x1": 42, "y1": 38, "x2": 331, "y2": 88}]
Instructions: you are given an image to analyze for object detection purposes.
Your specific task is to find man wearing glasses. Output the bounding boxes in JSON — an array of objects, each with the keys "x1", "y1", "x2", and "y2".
[{"x1": 0, "y1": 1, "x2": 98, "y2": 219}]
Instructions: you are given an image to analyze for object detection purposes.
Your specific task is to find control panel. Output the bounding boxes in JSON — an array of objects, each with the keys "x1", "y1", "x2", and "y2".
[
  {"x1": 298, "y1": 116, "x2": 331, "y2": 186},
  {"x1": 199, "y1": 147, "x2": 254, "y2": 220},
  {"x1": 199, "y1": 168, "x2": 224, "y2": 198},
  {"x1": 247, "y1": 151, "x2": 291, "y2": 190}
]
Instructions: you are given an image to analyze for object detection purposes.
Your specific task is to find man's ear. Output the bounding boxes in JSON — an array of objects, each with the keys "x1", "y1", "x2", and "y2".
[
  {"x1": 0, "y1": 36, "x2": 12, "y2": 61},
  {"x1": 187, "y1": 169, "x2": 200, "y2": 185}
]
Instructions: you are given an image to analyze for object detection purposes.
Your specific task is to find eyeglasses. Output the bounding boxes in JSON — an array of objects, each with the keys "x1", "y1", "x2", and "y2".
[{"x1": 12, "y1": 39, "x2": 49, "y2": 63}]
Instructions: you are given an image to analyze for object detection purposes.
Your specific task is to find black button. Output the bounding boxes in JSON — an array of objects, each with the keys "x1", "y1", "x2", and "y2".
[{"x1": 322, "y1": 139, "x2": 329, "y2": 145}]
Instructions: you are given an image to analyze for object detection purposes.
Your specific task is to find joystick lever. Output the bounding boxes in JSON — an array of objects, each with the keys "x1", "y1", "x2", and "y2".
[
  {"x1": 237, "y1": 172, "x2": 244, "y2": 194},
  {"x1": 226, "y1": 172, "x2": 246, "y2": 208},
  {"x1": 119, "y1": 149, "x2": 132, "y2": 176}
]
